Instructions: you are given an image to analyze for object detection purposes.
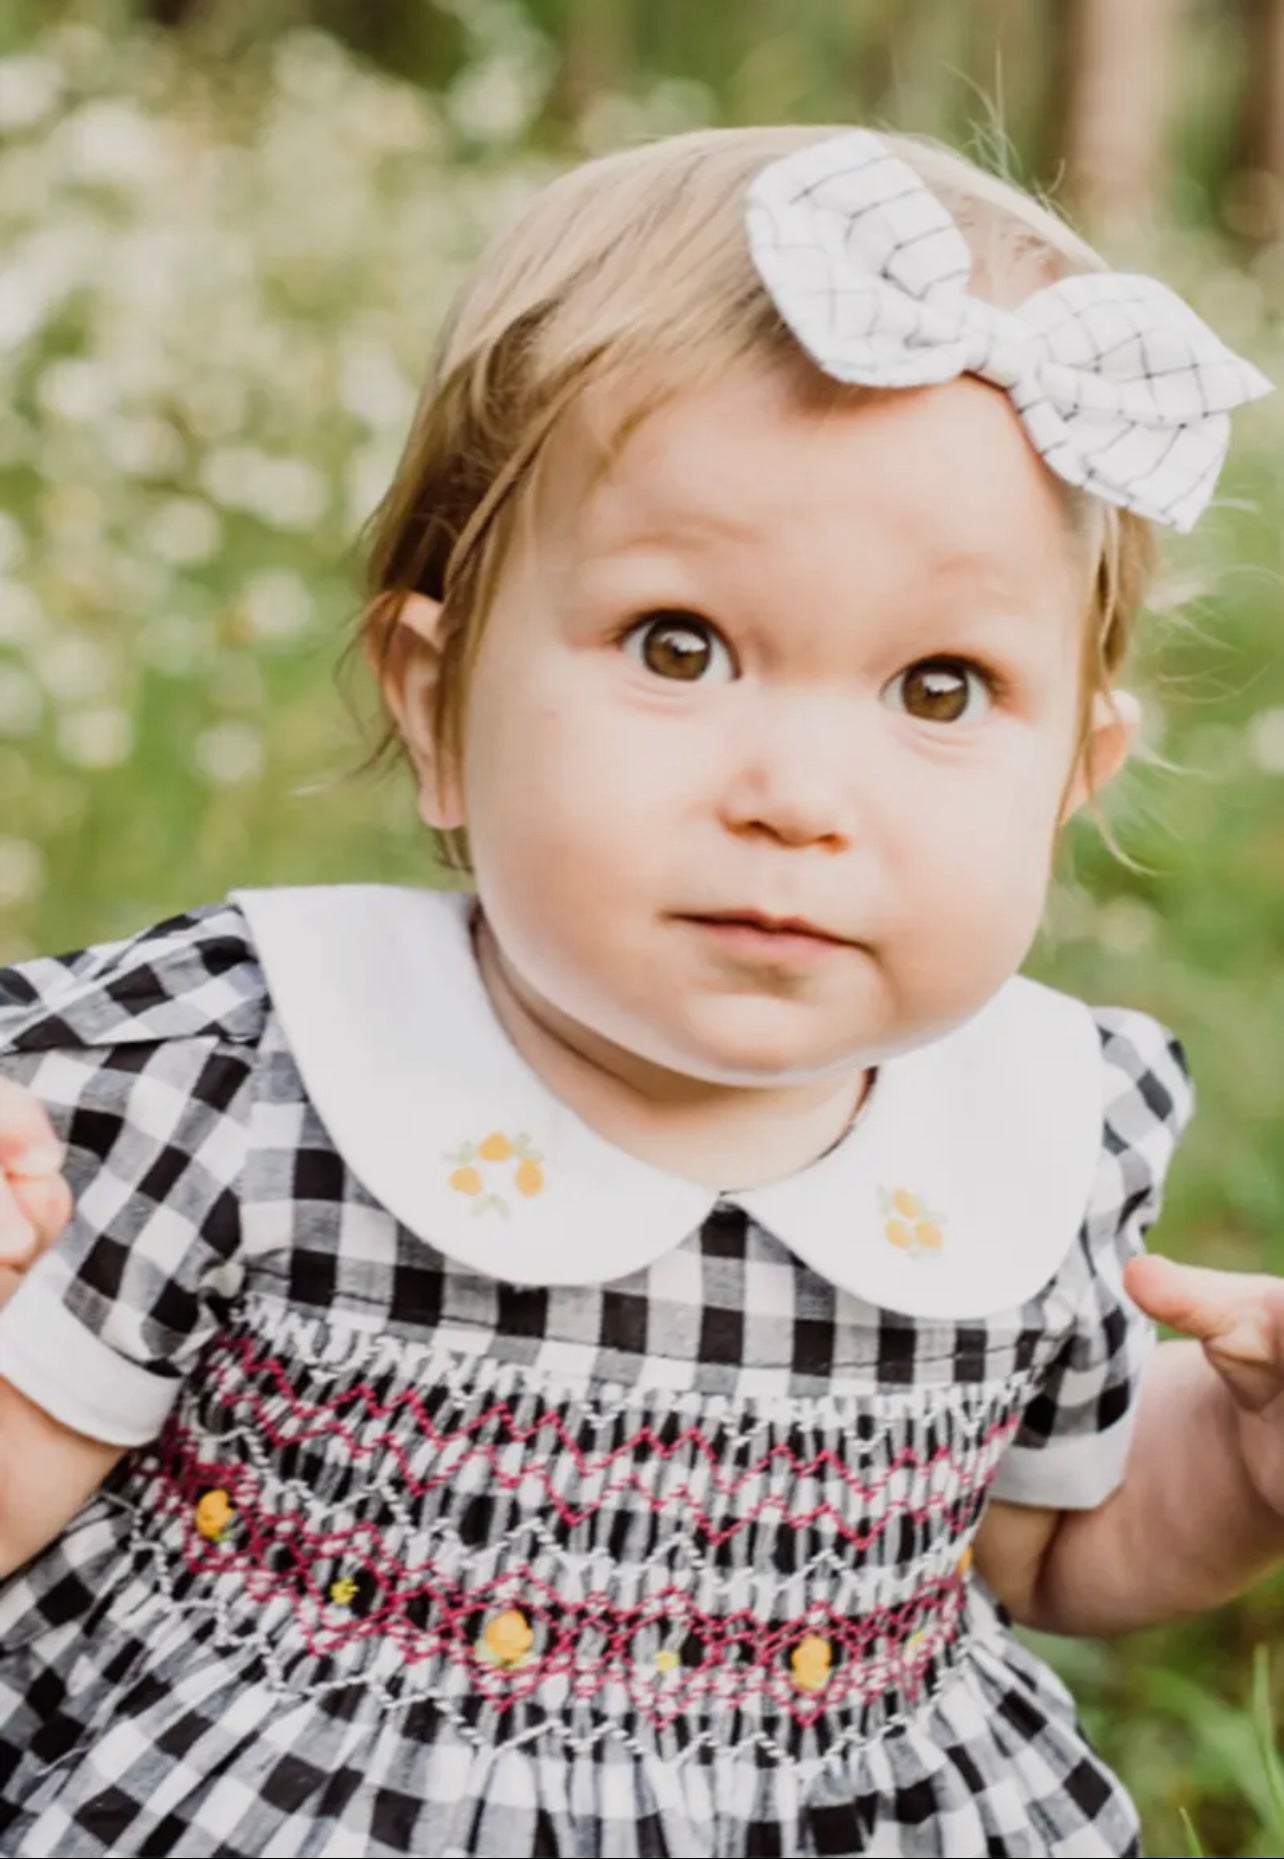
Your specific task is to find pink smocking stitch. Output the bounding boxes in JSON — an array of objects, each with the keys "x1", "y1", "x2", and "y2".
[
  {"x1": 147, "y1": 1421, "x2": 970, "y2": 1730},
  {"x1": 196, "y1": 1334, "x2": 1018, "y2": 1549}
]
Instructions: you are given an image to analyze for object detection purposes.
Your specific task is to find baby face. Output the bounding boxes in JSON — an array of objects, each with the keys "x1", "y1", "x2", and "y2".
[{"x1": 441, "y1": 364, "x2": 1102, "y2": 1089}]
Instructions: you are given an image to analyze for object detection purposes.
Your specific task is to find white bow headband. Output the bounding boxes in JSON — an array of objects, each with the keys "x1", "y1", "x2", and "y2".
[{"x1": 745, "y1": 131, "x2": 1272, "y2": 532}]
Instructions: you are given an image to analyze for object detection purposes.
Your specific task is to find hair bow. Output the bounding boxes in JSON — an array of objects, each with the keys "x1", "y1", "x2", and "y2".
[{"x1": 745, "y1": 130, "x2": 1272, "y2": 532}]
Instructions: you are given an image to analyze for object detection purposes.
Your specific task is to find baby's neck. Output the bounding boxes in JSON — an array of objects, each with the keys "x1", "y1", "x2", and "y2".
[{"x1": 473, "y1": 915, "x2": 872, "y2": 1193}]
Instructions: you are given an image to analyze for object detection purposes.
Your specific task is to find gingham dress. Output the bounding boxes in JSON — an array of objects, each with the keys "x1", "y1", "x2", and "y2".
[{"x1": 0, "y1": 896, "x2": 1193, "y2": 1858}]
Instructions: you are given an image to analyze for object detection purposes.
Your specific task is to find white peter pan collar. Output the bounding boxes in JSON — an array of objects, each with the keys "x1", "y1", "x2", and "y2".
[{"x1": 231, "y1": 884, "x2": 1103, "y2": 1320}]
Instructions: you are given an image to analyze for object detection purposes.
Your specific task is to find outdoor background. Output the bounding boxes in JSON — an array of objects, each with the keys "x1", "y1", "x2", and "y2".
[{"x1": 0, "y1": 1, "x2": 1280, "y2": 1850}]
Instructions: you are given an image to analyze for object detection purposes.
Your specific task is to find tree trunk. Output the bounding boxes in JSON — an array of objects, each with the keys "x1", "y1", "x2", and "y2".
[
  {"x1": 143, "y1": 0, "x2": 210, "y2": 23},
  {"x1": 554, "y1": 0, "x2": 632, "y2": 127},
  {"x1": 960, "y1": 0, "x2": 1051, "y2": 180},
  {"x1": 1055, "y1": 0, "x2": 1183, "y2": 235},
  {"x1": 1231, "y1": 0, "x2": 1284, "y2": 239}
]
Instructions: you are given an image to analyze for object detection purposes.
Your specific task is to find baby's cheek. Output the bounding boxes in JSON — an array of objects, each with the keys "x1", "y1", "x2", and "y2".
[{"x1": 892, "y1": 809, "x2": 1055, "y2": 1013}]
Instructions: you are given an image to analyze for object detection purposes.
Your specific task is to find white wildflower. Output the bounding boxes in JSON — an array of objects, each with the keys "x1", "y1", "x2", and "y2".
[
  {"x1": 37, "y1": 358, "x2": 117, "y2": 424},
  {"x1": 200, "y1": 448, "x2": 329, "y2": 530},
  {"x1": 0, "y1": 224, "x2": 98, "y2": 354},
  {"x1": 245, "y1": 458, "x2": 330, "y2": 531},
  {"x1": 1246, "y1": 707, "x2": 1284, "y2": 776},
  {"x1": 0, "y1": 838, "x2": 44, "y2": 909},
  {"x1": 36, "y1": 636, "x2": 114, "y2": 705},
  {"x1": 0, "y1": 259, "x2": 59, "y2": 353},
  {"x1": 579, "y1": 77, "x2": 711, "y2": 154},
  {"x1": 142, "y1": 497, "x2": 222, "y2": 567},
  {"x1": 1098, "y1": 896, "x2": 1157, "y2": 955},
  {"x1": 272, "y1": 30, "x2": 351, "y2": 108},
  {"x1": 0, "y1": 54, "x2": 64, "y2": 135},
  {"x1": 56, "y1": 706, "x2": 134, "y2": 770},
  {"x1": 241, "y1": 570, "x2": 316, "y2": 645},
  {"x1": 344, "y1": 440, "x2": 398, "y2": 528},
  {"x1": 0, "y1": 579, "x2": 43, "y2": 648},
  {"x1": 102, "y1": 415, "x2": 186, "y2": 479},
  {"x1": 60, "y1": 100, "x2": 164, "y2": 190},
  {"x1": 337, "y1": 341, "x2": 415, "y2": 432},
  {"x1": 192, "y1": 720, "x2": 266, "y2": 787},
  {"x1": 446, "y1": 55, "x2": 545, "y2": 144}
]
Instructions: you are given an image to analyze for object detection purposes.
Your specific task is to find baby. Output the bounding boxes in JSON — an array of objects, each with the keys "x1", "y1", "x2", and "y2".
[{"x1": 0, "y1": 127, "x2": 1277, "y2": 1858}]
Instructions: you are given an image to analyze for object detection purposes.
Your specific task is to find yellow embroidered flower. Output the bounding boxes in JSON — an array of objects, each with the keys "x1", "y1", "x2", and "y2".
[
  {"x1": 956, "y1": 1544, "x2": 974, "y2": 1579},
  {"x1": 330, "y1": 1576, "x2": 359, "y2": 1606},
  {"x1": 654, "y1": 1647, "x2": 681, "y2": 1675},
  {"x1": 479, "y1": 1607, "x2": 535, "y2": 1668},
  {"x1": 514, "y1": 1156, "x2": 544, "y2": 1198},
  {"x1": 879, "y1": 1186, "x2": 946, "y2": 1257},
  {"x1": 445, "y1": 1134, "x2": 546, "y2": 1217},
  {"x1": 194, "y1": 1489, "x2": 234, "y2": 1541},
  {"x1": 790, "y1": 1634, "x2": 832, "y2": 1694}
]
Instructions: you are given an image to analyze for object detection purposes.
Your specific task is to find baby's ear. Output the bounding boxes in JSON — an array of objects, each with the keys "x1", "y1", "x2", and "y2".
[
  {"x1": 369, "y1": 592, "x2": 465, "y2": 832},
  {"x1": 1060, "y1": 690, "x2": 1142, "y2": 825}
]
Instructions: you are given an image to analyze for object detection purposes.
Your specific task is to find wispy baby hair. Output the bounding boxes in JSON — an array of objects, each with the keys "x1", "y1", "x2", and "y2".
[{"x1": 358, "y1": 125, "x2": 1156, "y2": 873}]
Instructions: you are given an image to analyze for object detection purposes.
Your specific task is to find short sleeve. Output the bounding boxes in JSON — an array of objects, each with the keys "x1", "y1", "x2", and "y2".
[
  {"x1": 0, "y1": 904, "x2": 266, "y2": 1447},
  {"x1": 991, "y1": 1007, "x2": 1194, "y2": 1511}
]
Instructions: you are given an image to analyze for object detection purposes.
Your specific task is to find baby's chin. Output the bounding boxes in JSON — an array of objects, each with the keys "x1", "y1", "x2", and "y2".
[
  {"x1": 610, "y1": 979, "x2": 1007, "y2": 1088},
  {"x1": 606, "y1": 996, "x2": 905, "y2": 1091}
]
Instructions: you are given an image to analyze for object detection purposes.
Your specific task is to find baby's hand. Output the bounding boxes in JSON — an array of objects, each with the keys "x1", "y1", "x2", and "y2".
[
  {"x1": 1126, "y1": 1254, "x2": 1284, "y2": 1513},
  {"x1": 0, "y1": 1078, "x2": 72, "y2": 1305}
]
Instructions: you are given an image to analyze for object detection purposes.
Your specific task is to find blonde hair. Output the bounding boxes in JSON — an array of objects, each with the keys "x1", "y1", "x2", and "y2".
[{"x1": 357, "y1": 125, "x2": 1157, "y2": 873}]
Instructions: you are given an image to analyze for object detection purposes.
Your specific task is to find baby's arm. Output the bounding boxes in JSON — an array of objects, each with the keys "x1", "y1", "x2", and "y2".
[
  {"x1": 0, "y1": 1378, "x2": 126, "y2": 1580},
  {"x1": 0, "y1": 1076, "x2": 119, "y2": 1579},
  {"x1": 0, "y1": 1076, "x2": 72, "y2": 1300},
  {"x1": 0, "y1": 908, "x2": 261, "y2": 1584},
  {"x1": 978, "y1": 1278, "x2": 1284, "y2": 1636},
  {"x1": 972, "y1": 1008, "x2": 1284, "y2": 1636}
]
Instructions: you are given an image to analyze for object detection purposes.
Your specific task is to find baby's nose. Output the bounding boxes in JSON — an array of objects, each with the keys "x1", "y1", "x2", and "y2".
[{"x1": 717, "y1": 700, "x2": 862, "y2": 849}]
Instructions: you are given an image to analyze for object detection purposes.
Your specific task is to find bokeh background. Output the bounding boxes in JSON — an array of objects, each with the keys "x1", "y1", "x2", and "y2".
[{"x1": 0, "y1": 1, "x2": 1280, "y2": 1848}]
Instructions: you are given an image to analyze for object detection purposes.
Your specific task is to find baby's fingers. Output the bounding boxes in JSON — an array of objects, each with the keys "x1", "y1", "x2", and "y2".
[
  {"x1": 11, "y1": 1170, "x2": 72, "y2": 1251},
  {"x1": 1125, "y1": 1254, "x2": 1284, "y2": 1412},
  {"x1": 0, "y1": 1076, "x2": 64, "y2": 1177},
  {"x1": 0, "y1": 1077, "x2": 68, "y2": 1268},
  {"x1": 0, "y1": 1171, "x2": 38, "y2": 1267}
]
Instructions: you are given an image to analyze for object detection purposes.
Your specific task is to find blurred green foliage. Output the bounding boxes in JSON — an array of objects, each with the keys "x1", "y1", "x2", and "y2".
[{"x1": 0, "y1": 9, "x2": 1281, "y2": 1853}]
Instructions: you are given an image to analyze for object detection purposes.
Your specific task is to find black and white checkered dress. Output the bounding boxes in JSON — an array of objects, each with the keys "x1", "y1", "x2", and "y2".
[{"x1": 0, "y1": 890, "x2": 1193, "y2": 1857}]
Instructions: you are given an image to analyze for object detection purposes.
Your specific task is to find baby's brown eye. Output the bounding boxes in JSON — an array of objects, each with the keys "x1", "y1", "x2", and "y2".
[
  {"x1": 884, "y1": 659, "x2": 993, "y2": 725},
  {"x1": 624, "y1": 614, "x2": 735, "y2": 684}
]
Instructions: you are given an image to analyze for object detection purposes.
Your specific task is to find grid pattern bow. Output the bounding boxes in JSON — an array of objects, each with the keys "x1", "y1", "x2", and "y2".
[{"x1": 745, "y1": 131, "x2": 1272, "y2": 532}]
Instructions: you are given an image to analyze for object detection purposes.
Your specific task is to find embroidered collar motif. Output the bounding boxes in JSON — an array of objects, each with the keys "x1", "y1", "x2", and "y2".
[{"x1": 231, "y1": 885, "x2": 1103, "y2": 1319}]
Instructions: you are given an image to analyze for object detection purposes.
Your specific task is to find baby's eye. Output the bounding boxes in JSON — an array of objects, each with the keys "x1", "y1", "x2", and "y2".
[
  {"x1": 882, "y1": 657, "x2": 995, "y2": 725},
  {"x1": 622, "y1": 612, "x2": 736, "y2": 684}
]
